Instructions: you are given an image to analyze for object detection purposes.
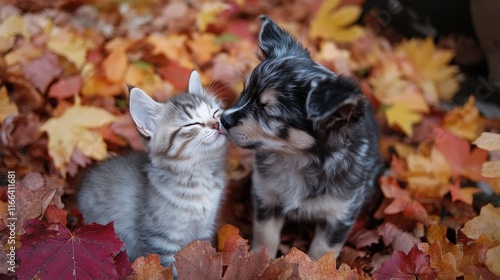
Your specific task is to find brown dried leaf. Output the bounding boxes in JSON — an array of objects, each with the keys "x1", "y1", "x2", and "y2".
[
  {"x1": 23, "y1": 51, "x2": 62, "y2": 93},
  {"x1": 222, "y1": 246, "x2": 269, "y2": 280},
  {"x1": 461, "y1": 204, "x2": 500, "y2": 242},
  {"x1": 130, "y1": 253, "x2": 173, "y2": 280},
  {"x1": 175, "y1": 240, "x2": 222, "y2": 280}
]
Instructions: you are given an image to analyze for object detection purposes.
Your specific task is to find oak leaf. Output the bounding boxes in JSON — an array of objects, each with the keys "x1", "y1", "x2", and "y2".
[
  {"x1": 39, "y1": 102, "x2": 117, "y2": 176},
  {"x1": 373, "y1": 245, "x2": 438, "y2": 280},
  {"x1": 461, "y1": 203, "x2": 500, "y2": 242},
  {"x1": 130, "y1": 253, "x2": 173, "y2": 280},
  {"x1": 309, "y1": 0, "x2": 364, "y2": 42},
  {"x1": 17, "y1": 220, "x2": 127, "y2": 279}
]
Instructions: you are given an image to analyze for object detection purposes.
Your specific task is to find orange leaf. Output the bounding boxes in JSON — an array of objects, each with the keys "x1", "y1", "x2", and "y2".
[
  {"x1": 426, "y1": 240, "x2": 462, "y2": 279},
  {"x1": 130, "y1": 253, "x2": 173, "y2": 280},
  {"x1": 443, "y1": 97, "x2": 485, "y2": 141},
  {"x1": 448, "y1": 182, "x2": 479, "y2": 206},
  {"x1": 44, "y1": 205, "x2": 67, "y2": 225}
]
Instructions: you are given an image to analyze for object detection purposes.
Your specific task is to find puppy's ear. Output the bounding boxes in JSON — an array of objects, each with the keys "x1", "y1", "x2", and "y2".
[
  {"x1": 258, "y1": 15, "x2": 309, "y2": 59},
  {"x1": 129, "y1": 87, "x2": 162, "y2": 138},
  {"x1": 306, "y1": 76, "x2": 365, "y2": 122}
]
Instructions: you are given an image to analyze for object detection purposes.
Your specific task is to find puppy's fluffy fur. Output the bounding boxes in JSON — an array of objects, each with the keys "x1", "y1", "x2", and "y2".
[{"x1": 221, "y1": 15, "x2": 382, "y2": 260}]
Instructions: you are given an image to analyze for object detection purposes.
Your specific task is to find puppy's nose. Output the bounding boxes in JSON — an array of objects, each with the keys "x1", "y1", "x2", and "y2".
[{"x1": 220, "y1": 113, "x2": 234, "y2": 129}]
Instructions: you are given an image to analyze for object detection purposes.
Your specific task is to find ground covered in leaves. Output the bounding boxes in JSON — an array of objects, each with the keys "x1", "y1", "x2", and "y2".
[{"x1": 1, "y1": 0, "x2": 500, "y2": 279}]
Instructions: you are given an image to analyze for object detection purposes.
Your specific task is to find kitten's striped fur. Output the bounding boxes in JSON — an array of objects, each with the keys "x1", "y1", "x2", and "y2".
[{"x1": 78, "y1": 71, "x2": 228, "y2": 269}]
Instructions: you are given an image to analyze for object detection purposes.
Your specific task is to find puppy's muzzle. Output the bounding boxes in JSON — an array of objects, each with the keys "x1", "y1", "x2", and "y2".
[{"x1": 220, "y1": 112, "x2": 236, "y2": 130}]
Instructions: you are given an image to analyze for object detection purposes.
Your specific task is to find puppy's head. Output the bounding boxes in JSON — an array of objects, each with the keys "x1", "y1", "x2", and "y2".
[{"x1": 221, "y1": 15, "x2": 366, "y2": 153}]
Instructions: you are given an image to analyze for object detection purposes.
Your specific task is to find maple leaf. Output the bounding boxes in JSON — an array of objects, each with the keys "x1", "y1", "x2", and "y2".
[
  {"x1": 44, "y1": 205, "x2": 68, "y2": 225},
  {"x1": 448, "y1": 181, "x2": 479, "y2": 206},
  {"x1": 130, "y1": 253, "x2": 173, "y2": 280},
  {"x1": 474, "y1": 132, "x2": 500, "y2": 151},
  {"x1": 379, "y1": 176, "x2": 429, "y2": 221},
  {"x1": 309, "y1": 0, "x2": 364, "y2": 42},
  {"x1": 48, "y1": 75, "x2": 83, "y2": 99},
  {"x1": 47, "y1": 27, "x2": 95, "y2": 69},
  {"x1": 196, "y1": 2, "x2": 230, "y2": 32},
  {"x1": 461, "y1": 203, "x2": 500, "y2": 242},
  {"x1": 384, "y1": 103, "x2": 422, "y2": 136},
  {"x1": 395, "y1": 38, "x2": 460, "y2": 103},
  {"x1": 17, "y1": 220, "x2": 128, "y2": 279},
  {"x1": 485, "y1": 245, "x2": 500, "y2": 277},
  {"x1": 124, "y1": 61, "x2": 172, "y2": 99},
  {"x1": 147, "y1": 34, "x2": 196, "y2": 69},
  {"x1": 433, "y1": 126, "x2": 488, "y2": 180},
  {"x1": 377, "y1": 223, "x2": 421, "y2": 254},
  {"x1": 0, "y1": 86, "x2": 18, "y2": 122},
  {"x1": 405, "y1": 147, "x2": 451, "y2": 198},
  {"x1": 222, "y1": 246, "x2": 269, "y2": 280},
  {"x1": 443, "y1": 97, "x2": 485, "y2": 141},
  {"x1": 175, "y1": 240, "x2": 223, "y2": 280},
  {"x1": 39, "y1": 102, "x2": 117, "y2": 176},
  {"x1": 373, "y1": 245, "x2": 438, "y2": 280},
  {"x1": 188, "y1": 33, "x2": 222, "y2": 65},
  {"x1": 425, "y1": 240, "x2": 462, "y2": 279},
  {"x1": 425, "y1": 224, "x2": 463, "y2": 260}
]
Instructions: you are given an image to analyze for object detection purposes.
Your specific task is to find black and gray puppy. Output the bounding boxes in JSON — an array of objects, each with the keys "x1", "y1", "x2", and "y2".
[{"x1": 220, "y1": 15, "x2": 382, "y2": 260}]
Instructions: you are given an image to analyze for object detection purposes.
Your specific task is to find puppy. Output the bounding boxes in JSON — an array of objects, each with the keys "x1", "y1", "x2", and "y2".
[{"x1": 220, "y1": 15, "x2": 382, "y2": 260}]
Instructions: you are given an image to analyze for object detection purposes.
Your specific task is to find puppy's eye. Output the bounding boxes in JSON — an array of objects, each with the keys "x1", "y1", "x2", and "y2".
[{"x1": 184, "y1": 122, "x2": 203, "y2": 127}]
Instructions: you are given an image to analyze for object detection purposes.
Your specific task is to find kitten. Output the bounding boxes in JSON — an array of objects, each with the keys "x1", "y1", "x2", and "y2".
[
  {"x1": 78, "y1": 71, "x2": 228, "y2": 269},
  {"x1": 221, "y1": 16, "x2": 382, "y2": 260}
]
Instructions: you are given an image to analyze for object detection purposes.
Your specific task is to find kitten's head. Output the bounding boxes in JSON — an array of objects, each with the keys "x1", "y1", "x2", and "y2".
[{"x1": 129, "y1": 71, "x2": 227, "y2": 161}]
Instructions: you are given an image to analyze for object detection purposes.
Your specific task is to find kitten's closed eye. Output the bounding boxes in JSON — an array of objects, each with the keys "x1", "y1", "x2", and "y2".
[{"x1": 183, "y1": 122, "x2": 203, "y2": 127}]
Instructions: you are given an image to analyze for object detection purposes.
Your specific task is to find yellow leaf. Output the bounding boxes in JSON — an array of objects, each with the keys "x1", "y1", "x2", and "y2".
[
  {"x1": 461, "y1": 204, "x2": 500, "y2": 242},
  {"x1": 102, "y1": 38, "x2": 135, "y2": 83},
  {"x1": 146, "y1": 34, "x2": 195, "y2": 69},
  {"x1": 482, "y1": 161, "x2": 500, "y2": 178},
  {"x1": 47, "y1": 27, "x2": 95, "y2": 69},
  {"x1": 124, "y1": 62, "x2": 173, "y2": 98},
  {"x1": 385, "y1": 103, "x2": 422, "y2": 136},
  {"x1": 0, "y1": 86, "x2": 19, "y2": 122},
  {"x1": 486, "y1": 246, "x2": 500, "y2": 276},
  {"x1": 309, "y1": 0, "x2": 364, "y2": 42},
  {"x1": 0, "y1": 14, "x2": 29, "y2": 39},
  {"x1": 405, "y1": 147, "x2": 451, "y2": 198},
  {"x1": 474, "y1": 132, "x2": 500, "y2": 151},
  {"x1": 187, "y1": 33, "x2": 221, "y2": 65},
  {"x1": 40, "y1": 104, "x2": 117, "y2": 176},
  {"x1": 443, "y1": 97, "x2": 485, "y2": 141},
  {"x1": 196, "y1": 2, "x2": 230, "y2": 32},
  {"x1": 396, "y1": 38, "x2": 460, "y2": 102}
]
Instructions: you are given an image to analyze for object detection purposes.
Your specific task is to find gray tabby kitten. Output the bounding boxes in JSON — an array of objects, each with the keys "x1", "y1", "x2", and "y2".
[{"x1": 78, "y1": 71, "x2": 228, "y2": 269}]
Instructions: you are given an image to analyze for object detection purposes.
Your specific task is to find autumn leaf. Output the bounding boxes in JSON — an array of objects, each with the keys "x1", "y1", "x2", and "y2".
[
  {"x1": 485, "y1": 245, "x2": 500, "y2": 277},
  {"x1": 23, "y1": 51, "x2": 62, "y2": 93},
  {"x1": 384, "y1": 102, "x2": 422, "y2": 136},
  {"x1": 196, "y1": 2, "x2": 230, "y2": 32},
  {"x1": 130, "y1": 253, "x2": 173, "y2": 280},
  {"x1": 379, "y1": 176, "x2": 429, "y2": 221},
  {"x1": 309, "y1": 0, "x2": 364, "y2": 42},
  {"x1": 443, "y1": 97, "x2": 484, "y2": 141},
  {"x1": 448, "y1": 182, "x2": 479, "y2": 206},
  {"x1": 175, "y1": 241, "x2": 223, "y2": 280},
  {"x1": 461, "y1": 204, "x2": 500, "y2": 242},
  {"x1": 147, "y1": 34, "x2": 196, "y2": 69},
  {"x1": 47, "y1": 27, "x2": 95, "y2": 69},
  {"x1": 395, "y1": 38, "x2": 460, "y2": 103},
  {"x1": 425, "y1": 240, "x2": 462, "y2": 279},
  {"x1": 474, "y1": 132, "x2": 500, "y2": 151},
  {"x1": 373, "y1": 245, "x2": 438, "y2": 280},
  {"x1": 188, "y1": 33, "x2": 222, "y2": 65},
  {"x1": 0, "y1": 86, "x2": 18, "y2": 122},
  {"x1": 48, "y1": 75, "x2": 83, "y2": 99},
  {"x1": 222, "y1": 246, "x2": 269, "y2": 280},
  {"x1": 44, "y1": 205, "x2": 68, "y2": 225},
  {"x1": 405, "y1": 147, "x2": 451, "y2": 198},
  {"x1": 377, "y1": 223, "x2": 421, "y2": 254},
  {"x1": 39, "y1": 102, "x2": 117, "y2": 176},
  {"x1": 18, "y1": 220, "x2": 128, "y2": 279}
]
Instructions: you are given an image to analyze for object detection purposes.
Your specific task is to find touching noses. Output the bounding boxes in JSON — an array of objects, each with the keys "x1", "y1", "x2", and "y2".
[{"x1": 220, "y1": 112, "x2": 234, "y2": 129}]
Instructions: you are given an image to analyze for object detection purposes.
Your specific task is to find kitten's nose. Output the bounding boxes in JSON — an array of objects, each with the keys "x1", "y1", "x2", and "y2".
[
  {"x1": 220, "y1": 113, "x2": 234, "y2": 129},
  {"x1": 212, "y1": 121, "x2": 219, "y2": 130}
]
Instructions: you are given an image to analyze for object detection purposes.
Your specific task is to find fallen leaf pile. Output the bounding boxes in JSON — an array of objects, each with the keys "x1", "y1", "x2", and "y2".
[{"x1": 1, "y1": 0, "x2": 500, "y2": 278}]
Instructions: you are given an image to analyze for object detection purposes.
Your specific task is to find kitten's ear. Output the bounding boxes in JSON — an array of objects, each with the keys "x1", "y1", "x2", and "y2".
[
  {"x1": 258, "y1": 15, "x2": 309, "y2": 60},
  {"x1": 306, "y1": 76, "x2": 365, "y2": 122},
  {"x1": 129, "y1": 87, "x2": 162, "y2": 137},
  {"x1": 188, "y1": 70, "x2": 204, "y2": 95}
]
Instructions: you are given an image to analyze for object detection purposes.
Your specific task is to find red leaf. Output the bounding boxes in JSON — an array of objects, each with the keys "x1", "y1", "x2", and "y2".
[
  {"x1": 373, "y1": 245, "x2": 438, "y2": 280},
  {"x1": 48, "y1": 75, "x2": 82, "y2": 99},
  {"x1": 44, "y1": 205, "x2": 67, "y2": 225},
  {"x1": 23, "y1": 51, "x2": 62, "y2": 93},
  {"x1": 17, "y1": 220, "x2": 126, "y2": 279},
  {"x1": 377, "y1": 223, "x2": 420, "y2": 254},
  {"x1": 434, "y1": 126, "x2": 469, "y2": 177},
  {"x1": 158, "y1": 62, "x2": 192, "y2": 91}
]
